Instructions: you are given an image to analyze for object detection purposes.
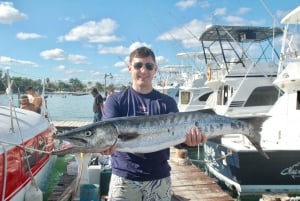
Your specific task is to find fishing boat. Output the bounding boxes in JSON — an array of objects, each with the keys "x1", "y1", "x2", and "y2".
[
  {"x1": 154, "y1": 65, "x2": 189, "y2": 99},
  {"x1": 0, "y1": 70, "x2": 56, "y2": 200},
  {"x1": 176, "y1": 52, "x2": 213, "y2": 112},
  {"x1": 203, "y1": 8, "x2": 300, "y2": 195}
]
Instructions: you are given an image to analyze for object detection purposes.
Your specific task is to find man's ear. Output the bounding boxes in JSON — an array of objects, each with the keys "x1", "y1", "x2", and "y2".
[
  {"x1": 154, "y1": 65, "x2": 158, "y2": 73},
  {"x1": 128, "y1": 65, "x2": 132, "y2": 72}
]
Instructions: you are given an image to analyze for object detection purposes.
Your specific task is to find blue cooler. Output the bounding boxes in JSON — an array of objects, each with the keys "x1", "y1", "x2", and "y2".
[{"x1": 80, "y1": 184, "x2": 99, "y2": 201}]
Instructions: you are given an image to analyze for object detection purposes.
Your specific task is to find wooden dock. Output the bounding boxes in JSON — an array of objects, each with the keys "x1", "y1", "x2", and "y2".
[{"x1": 169, "y1": 148, "x2": 233, "y2": 201}]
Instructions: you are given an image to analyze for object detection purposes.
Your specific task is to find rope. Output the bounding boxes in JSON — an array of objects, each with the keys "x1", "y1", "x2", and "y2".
[
  {"x1": 72, "y1": 153, "x2": 85, "y2": 201},
  {"x1": 189, "y1": 150, "x2": 233, "y2": 164},
  {"x1": 0, "y1": 140, "x2": 51, "y2": 154},
  {"x1": 11, "y1": 106, "x2": 40, "y2": 190}
]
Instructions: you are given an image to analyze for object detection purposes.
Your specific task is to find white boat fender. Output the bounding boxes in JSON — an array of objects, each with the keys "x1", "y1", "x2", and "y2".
[{"x1": 24, "y1": 181, "x2": 43, "y2": 201}]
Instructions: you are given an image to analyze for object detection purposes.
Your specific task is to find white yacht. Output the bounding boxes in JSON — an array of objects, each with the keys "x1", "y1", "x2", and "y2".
[{"x1": 205, "y1": 7, "x2": 300, "y2": 194}]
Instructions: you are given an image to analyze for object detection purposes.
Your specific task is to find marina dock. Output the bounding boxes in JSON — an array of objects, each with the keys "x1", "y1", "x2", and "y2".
[{"x1": 169, "y1": 150, "x2": 233, "y2": 201}]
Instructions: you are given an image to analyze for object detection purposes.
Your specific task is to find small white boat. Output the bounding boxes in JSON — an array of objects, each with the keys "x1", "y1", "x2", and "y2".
[
  {"x1": 176, "y1": 52, "x2": 213, "y2": 112},
  {"x1": 154, "y1": 65, "x2": 190, "y2": 99},
  {"x1": 0, "y1": 70, "x2": 56, "y2": 200}
]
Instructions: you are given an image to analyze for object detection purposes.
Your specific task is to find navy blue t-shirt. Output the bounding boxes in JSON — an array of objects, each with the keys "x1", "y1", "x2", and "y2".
[{"x1": 103, "y1": 87, "x2": 179, "y2": 181}]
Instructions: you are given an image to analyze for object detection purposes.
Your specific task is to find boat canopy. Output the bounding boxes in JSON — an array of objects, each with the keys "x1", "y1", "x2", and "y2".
[
  {"x1": 176, "y1": 52, "x2": 222, "y2": 60},
  {"x1": 199, "y1": 25, "x2": 283, "y2": 42},
  {"x1": 281, "y1": 6, "x2": 300, "y2": 24}
]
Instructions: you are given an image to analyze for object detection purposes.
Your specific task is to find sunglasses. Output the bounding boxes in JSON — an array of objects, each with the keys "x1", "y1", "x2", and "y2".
[{"x1": 133, "y1": 62, "x2": 155, "y2": 71}]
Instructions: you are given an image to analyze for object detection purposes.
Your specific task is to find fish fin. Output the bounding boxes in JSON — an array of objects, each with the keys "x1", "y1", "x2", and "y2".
[
  {"x1": 238, "y1": 116, "x2": 270, "y2": 134},
  {"x1": 238, "y1": 116, "x2": 270, "y2": 159}
]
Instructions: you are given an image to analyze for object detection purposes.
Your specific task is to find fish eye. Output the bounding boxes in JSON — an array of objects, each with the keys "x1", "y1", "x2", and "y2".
[{"x1": 85, "y1": 130, "x2": 93, "y2": 137}]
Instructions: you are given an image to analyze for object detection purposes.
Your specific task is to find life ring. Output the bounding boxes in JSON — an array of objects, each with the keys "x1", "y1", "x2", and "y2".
[{"x1": 207, "y1": 67, "x2": 212, "y2": 81}]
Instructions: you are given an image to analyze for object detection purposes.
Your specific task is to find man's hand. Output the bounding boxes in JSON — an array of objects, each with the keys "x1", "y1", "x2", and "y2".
[{"x1": 184, "y1": 127, "x2": 207, "y2": 147}]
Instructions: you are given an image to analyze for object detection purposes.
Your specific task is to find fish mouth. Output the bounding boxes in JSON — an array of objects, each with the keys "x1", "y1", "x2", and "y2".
[
  {"x1": 67, "y1": 137, "x2": 88, "y2": 146},
  {"x1": 52, "y1": 137, "x2": 87, "y2": 155}
]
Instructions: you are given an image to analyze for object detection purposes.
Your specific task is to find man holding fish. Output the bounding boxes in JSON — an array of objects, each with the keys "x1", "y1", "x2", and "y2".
[
  {"x1": 102, "y1": 46, "x2": 207, "y2": 201},
  {"x1": 53, "y1": 46, "x2": 268, "y2": 200}
]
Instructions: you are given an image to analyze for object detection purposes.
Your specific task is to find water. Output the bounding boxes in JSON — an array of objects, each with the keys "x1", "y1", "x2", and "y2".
[
  {"x1": 45, "y1": 94, "x2": 94, "y2": 121},
  {"x1": 0, "y1": 93, "x2": 94, "y2": 121}
]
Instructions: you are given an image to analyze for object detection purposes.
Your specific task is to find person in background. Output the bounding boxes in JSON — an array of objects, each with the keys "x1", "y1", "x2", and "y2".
[
  {"x1": 19, "y1": 95, "x2": 38, "y2": 112},
  {"x1": 91, "y1": 88, "x2": 104, "y2": 122},
  {"x1": 25, "y1": 86, "x2": 42, "y2": 114},
  {"x1": 103, "y1": 46, "x2": 207, "y2": 201}
]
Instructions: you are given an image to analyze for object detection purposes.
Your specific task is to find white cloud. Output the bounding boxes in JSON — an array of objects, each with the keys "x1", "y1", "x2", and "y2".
[
  {"x1": 199, "y1": 0, "x2": 209, "y2": 8},
  {"x1": 213, "y1": 7, "x2": 226, "y2": 16},
  {"x1": 58, "y1": 18, "x2": 122, "y2": 43},
  {"x1": 0, "y1": 56, "x2": 37, "y2": 67},
  {"x1": 157, "y1": 19, "x2": 207, "y2": 48},
  {"x1": 109, "y1": 42, "x2": 152, "y2": 68},
  {"x1": 55, "y1": 65, "x2": 86, "y2": 75},
  {"x1": 156, "y1": 55, "x2": 169, "y2": 66},
  {"x1": 16, "y1": 32, "x2": 45, "y2": 40},
  {"x1": 128, "y1": 42, "x2": 152, "y2": 53},
  {"x1": 236, "y1": 7, "x2": 251, "y2": 15},
  {"x1": 0, "y1": 2, "x2": 27, "y2": 24},
  {"x1": 98, "y1": 45, "x2": 129, "y2": 55},
  {"x1": 223, "y1": 15, "x2": 266, "y2": 26},
  {"x1": 67, "y1": 54, "x2": 89, "y2": 64},
  {"x1": 176, "y1": 0, "x2": 197, "y2": 10},
  {"x1": 40, "y1": 48, "x2": 66, "y2": 61},
  {"x1": 40, "y1": 48, "x2": 89, "y2": 64},
  {"x1": 115, "y1": 60, "x2": 127, "y2": 67}
]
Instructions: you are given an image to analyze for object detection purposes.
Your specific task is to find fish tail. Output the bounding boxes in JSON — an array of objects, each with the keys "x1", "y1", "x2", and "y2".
[{"x1": 241, "y1": 116, "x2": 270, "y2": 159}]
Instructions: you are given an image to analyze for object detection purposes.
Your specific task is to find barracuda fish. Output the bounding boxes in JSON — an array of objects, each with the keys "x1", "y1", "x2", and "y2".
[{"x1": 52, "y1": 109, "x2": 269, "y2": 159}]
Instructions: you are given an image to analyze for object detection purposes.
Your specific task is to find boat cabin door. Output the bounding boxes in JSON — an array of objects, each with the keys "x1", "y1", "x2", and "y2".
[{"x1": 217, "y1": 85, "x2": 230, "y2": 106}]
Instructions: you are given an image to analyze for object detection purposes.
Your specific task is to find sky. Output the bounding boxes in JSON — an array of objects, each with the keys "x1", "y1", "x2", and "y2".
[{"x1": 0, "y1": 0, "x2": 299, "y2": 86}]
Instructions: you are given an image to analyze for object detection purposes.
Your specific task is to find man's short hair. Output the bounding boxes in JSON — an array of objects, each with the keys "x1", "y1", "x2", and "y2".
[
  {"x1": 129, "y1": 46, "x2": 156, "y2": 63},
  {"x1": 20, "y1": 95, "x2": 29, "y2": 99},
  {"x1": 91, "y1": 88, "x2": 99, "y2": 94},
  {"x1": 25, "y1": 86, "x2": 33, "y2": 91}
]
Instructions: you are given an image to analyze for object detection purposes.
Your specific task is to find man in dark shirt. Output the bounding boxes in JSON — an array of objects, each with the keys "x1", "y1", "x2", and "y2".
[
  {"x1": 103, "y1": 46, "x2": 207, "y2": 201},
  {"x1": 91, "y1": 88, "x2": 104, "y2": 122}
]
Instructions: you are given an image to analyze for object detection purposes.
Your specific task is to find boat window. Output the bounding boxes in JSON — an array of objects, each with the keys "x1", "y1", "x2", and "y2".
[
  {"x1": 23, "y1": 146, "x2": 36, "y2": 172},
  {"x1": 223, "y1": 85, "x2": 229, "y2": 105},
  {"x1": 37, "y1": 137, "x2": 46, "y2": 160},
  {"x1": 199, "y1": 91, "x2": 213, "y2": 101},
  {"x1": 180, "y1": 91, "x2": 190, "y2": 105},
  {"x1": 217, "y1": 87, "x2": 222, "y2": 105},
  {"x1": 297, "y1": 91, "x2": 300, "y2": 110},
  {"x1": 217, "y1": 85, "x2": 229, "y2": 105},
  {"x1": 245, "y1": 86, "x2": 282, "y2": 106}
]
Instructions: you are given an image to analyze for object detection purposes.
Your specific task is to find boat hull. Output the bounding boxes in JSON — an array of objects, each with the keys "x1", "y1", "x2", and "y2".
[
  {"x1": 204, "y1": 141, "x2": 300, "y2": 195},
  {"x1": 0, "y1": 106, "x2": 56, "y2": 201},
  {"x1": 9, "y1": 155, "x2": 56, "y2": 201}
]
